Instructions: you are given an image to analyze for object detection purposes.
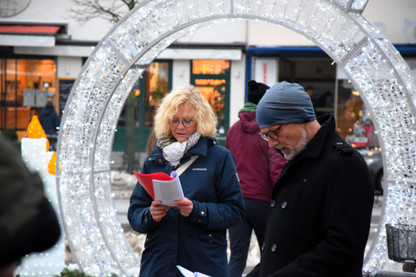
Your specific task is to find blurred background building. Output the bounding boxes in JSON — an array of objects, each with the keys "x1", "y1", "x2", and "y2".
[{"x1": 0, "y1": 0, "x2": 415, "y2": 173}]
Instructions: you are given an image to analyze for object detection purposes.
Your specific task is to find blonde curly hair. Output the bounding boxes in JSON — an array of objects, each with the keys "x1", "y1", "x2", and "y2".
[{"x1": 154, "y1": 86, "x2": 217, "y2": 138}]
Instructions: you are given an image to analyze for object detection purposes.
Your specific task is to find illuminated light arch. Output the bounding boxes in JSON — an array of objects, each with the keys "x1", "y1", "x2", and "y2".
[{"x1": 56, "y1": 0, "x2": 416, "y2": 275}]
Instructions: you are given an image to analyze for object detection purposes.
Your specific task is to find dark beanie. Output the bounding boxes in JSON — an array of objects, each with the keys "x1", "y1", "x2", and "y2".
[
  {"x1": 247, "y1": 80, "x2": 270, "y2": 105},
  {"x1": 256, "y1": 81, "x2": 316, "y2": 128},
  {"x1": 0, "y1": 135, "x2": 61, "y2": 268}
]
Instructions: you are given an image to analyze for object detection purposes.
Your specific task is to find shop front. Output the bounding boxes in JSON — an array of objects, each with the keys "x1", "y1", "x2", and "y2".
[
  {"x1": 0, "y1": 56, "x2": 57, "y2": 140},
  {"x1": 247, "y1": 45, "x2": 416, "y2": 148},
  {"x1": 0, "y1": 22, "x2": 68, "y2": 141}
]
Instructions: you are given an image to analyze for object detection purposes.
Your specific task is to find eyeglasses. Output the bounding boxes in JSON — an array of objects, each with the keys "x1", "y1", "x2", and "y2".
[
  {"x1": 171, "y1": 118, "x2": 195, "y2": 127},
  {"x1": 259, "y1": 125, "x2": 282, "y2": 142}
]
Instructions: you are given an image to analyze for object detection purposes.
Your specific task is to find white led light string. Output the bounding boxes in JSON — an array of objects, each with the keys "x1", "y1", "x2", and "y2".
[
  {"x1": 87, "y1": 43, "x2": 132, "y2": 276},
  {"x1": 56, "y1": 0, "x2": 416, "y2": 276},
  {"x1": 340, "y1": 36, "x2": 416, "y2": 272}
]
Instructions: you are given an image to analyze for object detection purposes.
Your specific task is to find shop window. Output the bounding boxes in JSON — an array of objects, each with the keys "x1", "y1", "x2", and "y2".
[
  {"x1": 143, "y1": 62, "x2": 170, "y2": 127},
  {"x1": 113, "y1": 60, "x2": 172, "y2": 153},
  {"x1": 191, "y1": 59, "x2": 230, "y2": 139},
  {"x1": 336, "y1": 79, "x2": 383, "y2": 195},
  {"x1": 336, "y1": 80, "x2": 378, "y2": 148},
  {"x1": 0, "y1": 58, "x2": 56, "y2": 138}
]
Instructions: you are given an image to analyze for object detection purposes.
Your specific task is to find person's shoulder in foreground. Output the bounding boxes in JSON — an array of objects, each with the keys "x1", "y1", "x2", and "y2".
[{"x1": 0, "y1": 135, "x2": 61, "y2": 277}]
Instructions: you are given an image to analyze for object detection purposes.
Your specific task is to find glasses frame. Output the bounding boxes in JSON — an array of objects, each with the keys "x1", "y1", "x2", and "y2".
[
  {"x1": 259, "y1": 125, "x2": 283, "y2": 142},
  {"x1": 170, "y1": 118, "x2": 195, "y2": 127}
]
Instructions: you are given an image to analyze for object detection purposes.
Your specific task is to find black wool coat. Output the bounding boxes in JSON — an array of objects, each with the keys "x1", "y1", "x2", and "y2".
[{"x1": 248, "y1": 116, "x2": 374, "y2": 277}]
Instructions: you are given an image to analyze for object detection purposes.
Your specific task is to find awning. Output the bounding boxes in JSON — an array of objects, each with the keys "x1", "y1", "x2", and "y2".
[
  {"x1": 14, "y1": 44, "x2": 96, "y2": 57},
  {"x1": 0, "y1": 24, "x2": 66, "y2": 47},
  {"x1": 0, "y1": 34, "x2": 55, "y2": 47},
  {"x1": 246, "y1": 44, "x2": 416, "y2": 87},
  {"x1": 0, "y1": 25, "x2": 60, "y2": 35},
  {"x1": 15, "y1": 44, "x2": 242, "y2": 59},
  {"x1": 158, "y1": 48, "x2": 242, "y2": 60},
  {"x1": 246, "y1": 44, "x2": 416, "y2": 58},
  {"x1": 247, "y1": 46, "x2": 330, "y2": 58}
]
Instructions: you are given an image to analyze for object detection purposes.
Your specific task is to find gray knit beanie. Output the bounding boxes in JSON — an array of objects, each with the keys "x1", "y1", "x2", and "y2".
[{"x1": 256, "y1": 81, "x2": 316, "y2": 128}]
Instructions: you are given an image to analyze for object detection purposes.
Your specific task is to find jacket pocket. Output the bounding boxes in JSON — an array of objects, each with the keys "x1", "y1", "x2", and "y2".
[{"x1": 197, "y1": 232, "x2": 226, "y2": 247}]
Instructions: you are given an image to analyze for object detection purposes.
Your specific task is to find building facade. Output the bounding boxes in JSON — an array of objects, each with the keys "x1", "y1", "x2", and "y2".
[{"x1": 1, "y1": 0, "x2": 415, "y2": 164}]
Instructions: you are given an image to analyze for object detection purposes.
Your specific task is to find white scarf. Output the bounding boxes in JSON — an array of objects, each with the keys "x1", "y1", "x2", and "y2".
[{"x1": 159, "y1": 132, "x2": 201, "y2": 166}]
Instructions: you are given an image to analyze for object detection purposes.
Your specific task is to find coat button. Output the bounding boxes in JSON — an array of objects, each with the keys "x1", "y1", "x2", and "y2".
[
  {"x1": 270, "y1": 200, "x2": 276, "y2": 208},
  {"x1": 201, "y1": 211, "x2": 205, "y2": 215},
  {"x1": 271, "y1": 244, "x2": 277, "y2": 252},
  {"x1": 303, "y1": 178, "x2": 307, "y2": 183},
  {"x1": 261, "y1": 242, "x2": 265, "y2": 251},
  {"x1": 281, "y1": 201, "x2": 288, "y2": 209}
]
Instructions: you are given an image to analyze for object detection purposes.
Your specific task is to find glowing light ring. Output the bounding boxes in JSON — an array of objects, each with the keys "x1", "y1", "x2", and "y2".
[{"x1": 57, "y1": 0, "x2": 416, "y2": 275}]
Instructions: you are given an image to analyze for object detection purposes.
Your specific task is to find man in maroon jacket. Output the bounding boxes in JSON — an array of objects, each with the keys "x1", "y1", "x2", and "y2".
[{"x1": 226, "y1": 80, "x2": 286, "y2": 277}]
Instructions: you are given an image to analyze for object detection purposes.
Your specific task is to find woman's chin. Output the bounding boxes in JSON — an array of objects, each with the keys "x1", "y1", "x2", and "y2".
[{"x1": 174, "y1": 135, "x2": 188, "y2": 142}]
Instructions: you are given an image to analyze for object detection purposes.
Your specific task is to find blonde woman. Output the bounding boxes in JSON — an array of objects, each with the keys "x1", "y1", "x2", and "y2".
[{"x1": 128, "y1": 86, "x2": 245, "y2": 277}]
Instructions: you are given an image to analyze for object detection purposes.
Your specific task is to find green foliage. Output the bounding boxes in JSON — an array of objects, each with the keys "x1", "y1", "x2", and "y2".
[
  {"x1": 0, "y1": 130, "x2": 20, "y2": 150},
  {"x1": 1, "y1": 129, "x2": 18, "y2": 142},
  {"x1": 151, "y1": 87, "x2": 166, "y2": 104},
  {"x1": 59, "y1": 268, "x2": 91, "y2": 277},
  {"x1": 57, "y1": 268, "x2": 119, "y2": 277}
]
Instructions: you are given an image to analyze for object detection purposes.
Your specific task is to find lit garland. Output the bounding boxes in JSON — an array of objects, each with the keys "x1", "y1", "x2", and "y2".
[{"x1": 56, "y1": 0, "x2": 416, "y2": 276}]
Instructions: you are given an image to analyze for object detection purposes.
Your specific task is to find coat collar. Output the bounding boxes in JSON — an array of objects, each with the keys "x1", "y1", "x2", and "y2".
[
  {"x1": 184, "y1": 136, "x2": 214, "y2": 158},
  {"x1": 293, "y1": 114, "x2": 334, "y2": 160}
]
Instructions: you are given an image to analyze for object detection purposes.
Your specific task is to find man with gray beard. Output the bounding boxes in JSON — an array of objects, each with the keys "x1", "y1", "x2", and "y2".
[{"x1": 247, "y1": 81, "x2": 374, "y2": 277}]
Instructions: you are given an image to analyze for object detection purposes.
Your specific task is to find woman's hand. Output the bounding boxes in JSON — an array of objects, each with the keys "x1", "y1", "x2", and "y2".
[
  {"x1": 150, "y1": 200, "x2": 169, "y2": 222},
  {"x1": 175, "y1": 197, "x2": 193, "y2": 217}
]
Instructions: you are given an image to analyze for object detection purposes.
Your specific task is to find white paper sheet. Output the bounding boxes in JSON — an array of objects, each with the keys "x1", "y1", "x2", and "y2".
[
  {"x1": 152, "y1": 171, "x2": 184, "y2": 206},
  {"x1": 176, "y1": 265, "x2": 211, "y2": 277}
]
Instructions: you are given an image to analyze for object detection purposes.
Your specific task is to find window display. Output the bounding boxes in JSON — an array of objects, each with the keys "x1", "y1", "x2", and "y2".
[
  {"x1": 113, "y1": 60, "x2": 172, "y2": 153},
  {"x1": 336, "y1": 79, "x2": 383, "y2": 195},
  {"x1": 0, "y1": 58, "x2": 56, "y2": 138},
  {"x1": 191, "y1": 59, "x2": 230, "y2": 138}
]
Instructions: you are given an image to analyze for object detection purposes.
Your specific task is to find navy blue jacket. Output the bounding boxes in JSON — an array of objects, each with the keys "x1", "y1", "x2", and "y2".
[
  {"x1": 39, "y1": 106, "x2": 60, "y2": 135},
  {"x1": 128, "y1": 136, "x2": 246, "y2": 277}
]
